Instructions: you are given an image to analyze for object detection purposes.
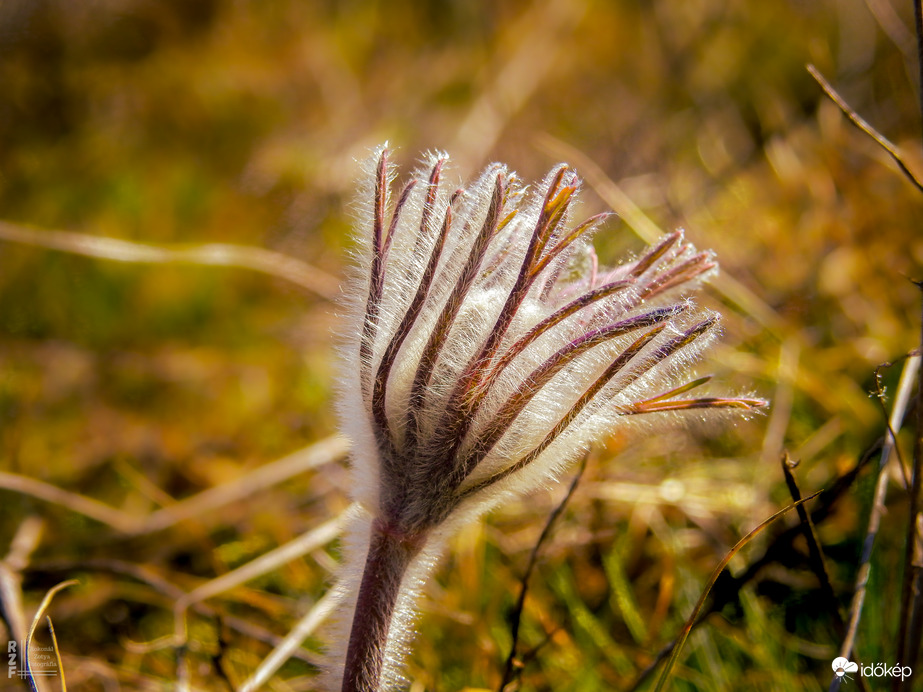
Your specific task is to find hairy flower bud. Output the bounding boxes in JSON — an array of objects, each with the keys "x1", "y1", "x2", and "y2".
[{"x1": 328, "y1": 146, "x2": 764, "y2": 691}]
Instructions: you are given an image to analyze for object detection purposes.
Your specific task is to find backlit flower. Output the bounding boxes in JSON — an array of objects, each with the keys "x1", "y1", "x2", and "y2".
[{"x1": 330, "y1": 146, "x2": 763, "y2": 691}]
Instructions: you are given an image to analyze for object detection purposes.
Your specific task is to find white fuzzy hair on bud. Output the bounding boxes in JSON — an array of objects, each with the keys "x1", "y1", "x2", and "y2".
[{"x1": 326, "y1": 145, "x2": 765, "y2": 691}]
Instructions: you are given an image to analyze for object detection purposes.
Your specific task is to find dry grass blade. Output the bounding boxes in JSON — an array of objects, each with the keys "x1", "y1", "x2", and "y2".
[
  {"x1": 175, "y1": 509, "x2": 349, "y2": 612},
  {"x1": 895, "y1": 293, "x2": 923, "y2": 682},
  {"x1": 892, "y1": 5, "x2": 923, "y2": 681},
  {"x1": 864, "y1": 0, "x2": 917, "y2": 55},
  {"x1": 806, "y1": 64, "x2": 923, "y2": 194},
  {"x1": 0, "y1": 219, "x2": 339, "y2": 299},
  {"x1": 499, "y1": 454, "x2": 588, "y2": 691},
  {"x1": 0, "y1": 518, "x2": 43, "y2": 644},
  {"x1": 0, "y1": 472, "x2": 142, "y2": 533},
  {"x1": 450, "y1": 0, "x2": 587, "y2": 168},
  {"x1": 238, "y1": 588, "x2": 344, "y2": 692},
  {"x1": 31, "y1": 557, "x2": 319, "y2": 666},
  {"x1": 0, "y1": 437, "x2": 348, "y2": 537},
  {"x1": 25, "y1": 579, "x2": 78, "y2": 691},
  {"x1": 653, "y1": 492, "x2": 821, "y2": 692},
  {"x1": 45, "y1": 617, "x2": 66, "y2": 692},
  {"x1": 171, "y1": 507, "x2": 353, "y2": 683},
  {"x1": 780, "y1": 452, "x2": 844, "y2": 634},
  {"x1": 138, "y1": 435, "x2": 349, "y2": 535},
  {"x1": 837, "y1": 353, "x2": 920, "y2": 673},
  {"x1": 760, "y1": 339, "x2": 799, "y2": 466}
]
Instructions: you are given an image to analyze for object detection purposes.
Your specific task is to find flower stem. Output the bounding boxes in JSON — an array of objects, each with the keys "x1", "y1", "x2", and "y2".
[{"x1": 342, "y1": 520, "x2": 424, "y2": 692}]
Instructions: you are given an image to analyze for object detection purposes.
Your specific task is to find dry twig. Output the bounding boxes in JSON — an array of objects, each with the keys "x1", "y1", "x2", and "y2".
[
  {"x1": 806, "y1": 64, "x2": 923, "y2": 194},
  {"x1": 0, "y1": 518, "x2": 44, "y2": 645},
  {"x1": 779, "y1": 452, "x2": 844, "y2": 635},
  {"x1": 0, "y1": 435, "x2": 349, "y2": 536},
  {"x1": 238, "y1": 588, "x2": 344, "y2": 692},
  {"x1": 0, "y1": 219, "x2": 339, "y2": 299},
  {"x1": 653, "y1": 492, "x2": 821, "y2": 692},
  {"x1": 498, "y1": 454, "x2": 588, "y2": 691},
  {"x1": 834, "y1": 354, "x2": 919, "y2": 689},
  {"x1": 895, "y1": 294, "x2": 923, "y2": 683}
]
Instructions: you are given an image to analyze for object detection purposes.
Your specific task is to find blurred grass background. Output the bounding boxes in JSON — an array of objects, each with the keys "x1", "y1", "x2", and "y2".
[{"x1": 0, "y1": 0, "x2": 921, "y2": 690}]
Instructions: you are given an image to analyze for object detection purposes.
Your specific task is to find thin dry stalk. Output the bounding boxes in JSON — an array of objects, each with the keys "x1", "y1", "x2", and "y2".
[
  {"x1": 0, "y1": 219, "x2": 339, "y2": 299},
  {"x1": 653, "y1": 492, "x2": 821, "y2": 692},
  {"x1": 498, "y1": 454, "x2": 588, "y2": 692},
  {"x1": 0, "y1": 472, "x2": 142, "y2": 533},
  {"x1": 809, "y1": 20, "x2": 923, "y2": 687},
  {"x1": 0, "y1": 518, "x2": 44, "y2": 645},
  {"x1": 895, "y1": 293, "x2": 923, "y2": 686},
  {"x1": 864, "y1": 0, "x2": 917, "y2": 55},
  {"x1": 759, "y1": 339, "x2": 799, "y2": 466},
  {"x1": 835, "y1": 354, "x2": 920, "y2": 679},
  {"x1": 450, "y1": 0, "x2": 586, "y2": 169},
  {"x1": 32, "y1": 556, "x2": 321, "y2": 664},
  {"x1": 780, "y1": 452, "x2": 844, "y2": 634},
  {"x1": 895, "y1": 7, "x2": 923, "y2": 678},
  {"x1": 172, "y1": 509, "x2": 352, "y2": 686},
  {"x1": 239, "y1": 589, "x2": 344, "y2": 692},
  {"x1": 0, "y1": 436, "x2": 348, "y2": 536},
  {"x1": 46, "y1": 616, "x2": 67, "y2": 692},
  {"x1": 806, "y1": 64, "x2": 923, "y2": 194},
  {"x1": 24, "y1": 580, "x2": 78, "y2": 692},
  {"x1": 138, "y1": 435, "x2": 349, "y2": 535},
  {"x1": 175, "y1": 510, "x2": 348, "y2": 614}
]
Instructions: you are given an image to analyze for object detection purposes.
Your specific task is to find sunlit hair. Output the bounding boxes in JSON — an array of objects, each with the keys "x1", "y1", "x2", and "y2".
[{"x1": 328, "y1": 145, "x2": 764, "y2": 691}]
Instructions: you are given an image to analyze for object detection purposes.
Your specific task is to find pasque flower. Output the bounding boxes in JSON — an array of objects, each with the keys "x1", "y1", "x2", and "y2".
[{"x1": 330, "y1": 146, "x2": 764, "y2": 691}]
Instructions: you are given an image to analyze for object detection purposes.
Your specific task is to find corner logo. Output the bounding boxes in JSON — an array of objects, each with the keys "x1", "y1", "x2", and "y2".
[
  {"x1": 832, "y1": 657, "x2": 858, "y2": 681},
  {"x1": 8, "y1": 640, "x2": 61, "y2": 679},
  {"x1": 831, "y1": 657, "x2": 913, "y2": 683}
]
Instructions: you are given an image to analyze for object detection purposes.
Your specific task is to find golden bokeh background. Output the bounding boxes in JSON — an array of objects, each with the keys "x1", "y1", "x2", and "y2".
[{"x1": 0, "y1": 1, "x2": 921, "y2": 689}]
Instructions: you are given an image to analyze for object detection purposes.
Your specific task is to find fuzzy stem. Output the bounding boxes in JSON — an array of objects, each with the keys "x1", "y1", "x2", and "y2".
[{"x1": 342, "y1": 521, "x2": 424, "y2": 692}]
